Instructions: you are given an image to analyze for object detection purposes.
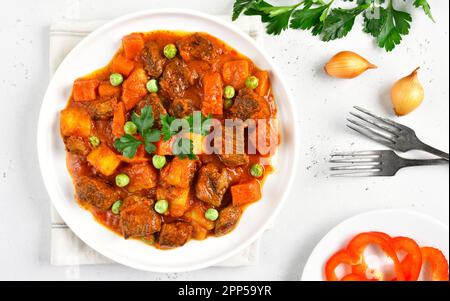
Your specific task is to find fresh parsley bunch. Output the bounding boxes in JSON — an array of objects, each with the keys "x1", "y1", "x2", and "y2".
[
  {"x1": 113, "y1": 106, "x2": 161, "y2": 158},
  {"x1": 233, "y1": 0, "x2": 434, "y2": 51}
]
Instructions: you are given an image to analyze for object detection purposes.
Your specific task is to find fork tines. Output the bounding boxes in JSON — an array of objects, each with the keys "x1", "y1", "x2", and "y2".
[
  {"x1": 330, "y1": 151, "x2": 382, "y2": 177},
  {"x1": 346, "y1": 106, "x2": 401, "y2": 149}
]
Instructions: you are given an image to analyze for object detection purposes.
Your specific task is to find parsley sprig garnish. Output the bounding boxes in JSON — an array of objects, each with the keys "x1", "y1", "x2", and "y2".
[
  {"x1": 161, "y1": 111, "x2": 212, "y2": 141},
  {"x1": 160, "y1": 111, "x2": 212, "y2": 160},
  {"x1": 233, "y1": 0, "x2": 434, "y2": 51},
  {"x1": 113, "y1": 106, "x2": 161, "y2": 158}
]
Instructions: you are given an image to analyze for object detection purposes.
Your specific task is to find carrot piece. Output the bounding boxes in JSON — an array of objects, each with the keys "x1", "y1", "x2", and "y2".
[
  {"x1": 110, "y1": 55, "x2": 135, "y2": 77},
  {"x1": 98, "y1": 81, "x2": 121, "y2": 97},
  {"x1": 112, "y1": 102, "x2": 126, "y2": 138},
  {"x1": 221, "y1": 60, "x2": 251, "y2": 89},
  {"x1": 122, "y1": 68, "x2": 148, "y2": 111},
  {"x1": 72, "y1": 78, "x2": 99, "y2": 101},
  {"x1": 60, "y1": 107, "x2": 92, "y2": 137},
  {"x1": 122, "y1": 33, "x2": 145, "y2": 60},
  {"x1": 254, "y1": 70, "x2": 270, "y2": 96},
  {"x1": 231, "y1": 179, "x2": 262, "y2": 206},
  {"x1": 202, "y1": 72, "x2": 223, "y2": 116},
  {"x1": 120, "y1": 162, "x2": 157, "y2": 192},
  {"x1": 87, "y1": 144, "x2": 121, "y2": 176}
]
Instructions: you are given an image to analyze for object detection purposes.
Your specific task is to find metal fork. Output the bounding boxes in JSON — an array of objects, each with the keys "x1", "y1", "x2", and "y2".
[
  {"x1": 347, "y1": 106, "x2": 449, "y2": 161},
  {"x1": 330, "y1": 150, "x2": 448, "y2": 177}
]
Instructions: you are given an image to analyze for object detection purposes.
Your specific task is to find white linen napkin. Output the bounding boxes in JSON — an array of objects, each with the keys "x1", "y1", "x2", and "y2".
[{"x1": 49, "y1": 15, "x2": 267, "y2": 268}]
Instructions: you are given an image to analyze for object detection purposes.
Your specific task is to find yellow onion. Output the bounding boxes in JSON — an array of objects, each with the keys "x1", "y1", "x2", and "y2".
[
  {"x1": 391, "y1": 67, "x2": 424, "y2": 116},
  {"x1": 324, "y1": 51, "x2": 377, "y2": 79}
]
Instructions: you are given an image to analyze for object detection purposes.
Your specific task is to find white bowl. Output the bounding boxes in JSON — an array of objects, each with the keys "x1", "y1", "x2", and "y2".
[{"x1": 37, "y1": 9, "x2": 299, "y2": 272}]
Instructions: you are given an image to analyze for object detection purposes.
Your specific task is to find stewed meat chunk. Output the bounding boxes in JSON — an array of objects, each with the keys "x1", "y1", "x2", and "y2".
[
  {"x1": 159, "y1": 59, "x2": 197, "y2": 99},
  {"x1": 169, "y1": 98, "x2": 193, "y2": 118},
  {"x1": 176, "y1": 33, "x2": 218, "y2": 62},
  {"x1": 64, "y1": 136, "x2": 91, "y2": 156},
  {"x1": 217, "y1": 126, "x2": 249, "y2": 167},
  {"x1": 215, "y1": 206, "x2": 242, "y2": 236},
  {"x1": 159, "y1": 222, "x2": 193, "y2": 248},
  {"x1": 135, "y1": 93, "x2": 167, "y2": 126},
  {"x1": 141, "y1": 40, "x2": 167, "y2": 78},
  {"x1": 229, "y1": 88, "x2": 260, "y2": 120},
  {"x1": 195, "y1": 164, "x2": 231, "y2": 207},
  {"x1": 119, "y1": 195, "x2": 161, "y2": 239},
  {"x1": 75, "y1": 176, "x2": 119, "y2": 210},
  {"x1": 85, "y1": 97, "x2": 118, "y2": 120}
]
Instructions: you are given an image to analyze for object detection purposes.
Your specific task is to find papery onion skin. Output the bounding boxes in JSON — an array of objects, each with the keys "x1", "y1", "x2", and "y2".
[
  {"x1": 391, "y1": 67, "x2": 424, "y2": 116},
  {"x1": 324, "y1": 51, "x2": 377, "y2": 79}
]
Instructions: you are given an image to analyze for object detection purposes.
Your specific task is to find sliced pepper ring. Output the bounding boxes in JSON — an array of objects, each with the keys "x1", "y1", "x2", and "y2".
[
  {"x1": 391, "y1": 236, "x2": 422, "y2": 281},
  {"x1": 420, "y1": 247, "x2": 449, "y2": 281},
  {"x1": 325, "y1": 250, "x2": 360, "y2": 281},
  {"x1": 347, "y1": 232, "x2": 405, "y2": 281}
]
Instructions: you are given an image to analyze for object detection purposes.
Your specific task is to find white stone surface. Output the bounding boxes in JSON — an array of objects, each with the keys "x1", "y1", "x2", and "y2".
[{"x1": 0, "y1": 0, "x2": 448, "y2": 280}]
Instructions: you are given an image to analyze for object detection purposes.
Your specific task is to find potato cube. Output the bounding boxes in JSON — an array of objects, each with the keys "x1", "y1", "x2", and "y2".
[
  {"x1": 87, "y1": 144, "x2": 121, "y2": 176},
  {"x1": 60, "y1": 107, "x2": 92, "y2": 137}
]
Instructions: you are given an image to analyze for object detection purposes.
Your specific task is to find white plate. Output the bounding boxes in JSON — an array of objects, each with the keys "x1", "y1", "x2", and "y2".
[
  {"x1": 37, "y1": 9, "x2": 299, "y2": 272},
  {"x1": 301, "y1": 209, "x2": 449, "y2": 281}
]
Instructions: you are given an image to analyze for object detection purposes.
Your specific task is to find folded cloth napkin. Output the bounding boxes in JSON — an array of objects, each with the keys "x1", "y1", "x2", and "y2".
[{"x1": 49, "y1": 15, "x2": 267, "y2": 268}]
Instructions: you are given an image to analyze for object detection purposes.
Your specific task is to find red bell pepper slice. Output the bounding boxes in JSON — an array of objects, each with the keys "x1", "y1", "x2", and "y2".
[
  {"x1": 420, "y1": 247, "x2": 449, "y2": 281},
  {"x1": 347, "y1": 232, "x2": 405, "y2": 281},
  {"x1": 325, "y1": 250, "x2": 359, "y2": 281},
  {"x1": 391, "y1": 237, "x2": 422, "y2": 281},
  {"x1": 341, "y1": 273, "x2": 369, "y2": 281}
]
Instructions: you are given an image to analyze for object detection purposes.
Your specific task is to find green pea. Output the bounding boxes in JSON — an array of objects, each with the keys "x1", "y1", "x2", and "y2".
[
  {"x1": 224, "y1": 85, "x2": 235, "y2": 99},
  {"x1": 146, "y1": 79, "x2": 158, "y2": 93},
  {"x1": 224, "y1": 98, "x2": 234, "y2": 110},
  {"x1": 89, "y1": 135, "x2": 100, "y2": 148},
  {"x1": 152, "y1": 155, "x2": 166, "y2": 169},
  {"x1": 110, "y1": 73, "x2": 123, "y2": 86},
  {"x1": 245, "y1": 76, "x2": 259, "y2": 89},
  {"x1": 111, "y1": 200, "x2": 122, "y2": 215},
  {"x1": 155, "y1": 199, "x2": 169, "y2": 214},
  {"x1": 115, "y1": 173, "x2": 130, "y2": 187},
  {"x1": 205, "y1": 208, "x2": 219, "y2": 221},
  {"x1": 250, "y1": 163, "x2": 264, "y2": 178},
  {"x1": 124, "y1": 121, "x2": 137, "y2": 135},
  {"x1": 163, "y1": 43, "x2": 177, "y2": 59}
]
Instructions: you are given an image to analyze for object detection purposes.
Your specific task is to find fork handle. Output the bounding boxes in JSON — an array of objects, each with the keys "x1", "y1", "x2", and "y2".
[
  {"x1": 419, "y1": 143, "x2": 449, "y2": 161},
  {"x1": 402, "y1": 158, "x2": 449, "y2": 167}
]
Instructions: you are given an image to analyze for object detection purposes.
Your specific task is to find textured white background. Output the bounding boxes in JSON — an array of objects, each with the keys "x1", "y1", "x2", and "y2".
[{"x1": 0, "y1": 0, "x2": 448, "y2": 280}]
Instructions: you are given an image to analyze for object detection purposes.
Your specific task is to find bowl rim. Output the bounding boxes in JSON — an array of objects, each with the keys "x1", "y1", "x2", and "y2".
[{"x1": 37, "y1": 8, "x2": 300, "y2": 272}]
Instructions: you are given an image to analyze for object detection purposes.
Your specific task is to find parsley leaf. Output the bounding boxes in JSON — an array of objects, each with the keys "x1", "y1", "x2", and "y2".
[
  {"x1": 114, "y1": 105, "x2": 161, "y2": 158},
  {"x1": 363, "y1": 6, "x2": 387, "y2": 37},
  {"x1": 232, "y1": 0, "x2": 431, "y2": 52},
  {"x1": 413, "y1": 0, "x2": 434, "y2": 22},
  {"x1": 173, "y1": 137, "x2": 197, "y2": 160},
  {"x1": 244, "y1": 1, "x2": 301, "y2": 35},
  {"x1": 321, "y1": 4, "x2": 369, "y2": 41},
  {"x1": 376, "y1": 1, "x2": 412, "y2": 52},
  {"x1": 290, "y1": 2, "x2": 332, "y2": 34},
  {"x1": 131, "y1": 106, "x2": 154, "y2": 137},
  {"x1": 232, "y1": 0, "x2": 262, "y2": 21},
  {"x1": 161, "y1": 114, "x2": 178, "y2": 141},
  {"x1": 161, "y1": 112, "x2": 212, "y2": 142},
  {"x1": 113, "y1": 134, "x2": 142, "y2": 159}
]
